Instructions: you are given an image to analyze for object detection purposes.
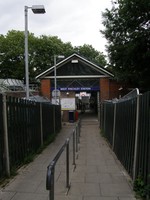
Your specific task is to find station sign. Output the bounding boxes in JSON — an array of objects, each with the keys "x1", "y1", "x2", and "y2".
[{"x1": 51, "y1": 87, "x2": 100, "y2": 91}]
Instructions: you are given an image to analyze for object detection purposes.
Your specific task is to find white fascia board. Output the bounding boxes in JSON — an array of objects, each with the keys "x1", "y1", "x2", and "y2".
[
  {"x1": 35, "y1": 53, "x2": 114, "y2": 79},
  {"x1": 44, "y1": 75, "x2": 109, "y2": 79}
]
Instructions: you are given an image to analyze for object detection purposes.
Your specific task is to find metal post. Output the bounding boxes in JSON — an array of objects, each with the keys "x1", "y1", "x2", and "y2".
[
  {"x1": 25, "y1": 6, "x2": 29, "y2": 99},
  {"x1": 53, "y1": 55, "x2": 64, "y2": 105},
  {"x1": 75, "y1": 125, "x2": 78, "y2": 152},
  {"x1": 104, "y1": 103, "x2": 106, "y2": 133},
  {"x1": 49, "y1": 166, "x2": 55, "y2": 200},
  {"x1": 133, "y1": 94, "x2": 140, "y2": 181},
  {"x1": 97, "y1": 91, "x2": 100, "y2": 122},
  {"x1": 112, "y1": 103, "x2": 117, "y2": 150},
  {"x1": 77, "y1": 123, "x2": 80, "y2": 143},
  {"x1": 66, "y1": 139, "x2": 70, "y2": 188},
  {"x1": 53, "y1": 106, "x2": 55, "y2": 134},
  {"x1": 54, "y1": 55, "x2": 57, "y2": 104},
  {"x1": 3, "y1": 94, "x2": 10, "y2": 177},
  {"x1": 40, "y1": 103, "x2": 43, "y2": 146},
  {"x1": 73, "y1": 130, "x2": 76, "y2": 166},
  {"x1": 78, "y1": 120, "x2": 81, "y2": 137},
  {"x1": 24, "y1": 5, "x2": 45, "y2": 99}
]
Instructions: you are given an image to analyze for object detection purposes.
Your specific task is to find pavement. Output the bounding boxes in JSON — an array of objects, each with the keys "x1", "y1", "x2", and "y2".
[{"x1": 0, "y1": 112, "x2": 137, "y2": 200}]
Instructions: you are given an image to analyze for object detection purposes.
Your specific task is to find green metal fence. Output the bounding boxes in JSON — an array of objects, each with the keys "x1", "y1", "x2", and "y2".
[
  {"x1": 0, "y1": 94, "x2": 5, "y2": 178},
  {"x1": 100, "y1": 91, "x2": 150, "y2": 196},
  {"x1": 0, "y1": 94, "x2": 61, "y2": 179},
  {"x1": 136, "y1": 92, "x2": 150, "y2": 187},
  {"x1": 7, "y1": 97, "x2": 41, "y2": 169},
  {"x1": 114, "y1": 97, "x2": 137, "y2": 177}
]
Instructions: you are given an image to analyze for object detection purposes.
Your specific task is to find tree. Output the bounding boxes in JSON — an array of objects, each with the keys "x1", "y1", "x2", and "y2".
[
  {"x1": 0, "y1": 30, "x2": 74, "y2": 82},
  {"x1": 0, "y1": 30, "x2": 25, "y2": 79},
  {"x1": 28, "y1": 35, "x2": 74, "y2": 80},
  {"x1": 101, "y1": 0, "x2": 150, "y2": 89},
  {"x1": 0, "y1": 30, "x2": 107, "y2": 82},
  {"x1": 74, "y1": 44, "x2": 107, "y2": 66}
]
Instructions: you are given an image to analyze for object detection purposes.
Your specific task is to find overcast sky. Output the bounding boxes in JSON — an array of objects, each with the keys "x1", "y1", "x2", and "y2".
[{"x1": 0, "y1": 0, "x2": 112, "y2": 54}]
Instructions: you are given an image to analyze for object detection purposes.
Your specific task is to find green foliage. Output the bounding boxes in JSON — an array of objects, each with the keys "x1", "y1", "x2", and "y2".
[
  {"x1": 0, "y1": 30, "x2": 107, "y2": 82},
  {"x1": 100, "y1": 129, "x2": 105, "y2": 137},
  {"x1": 74, "y1": 44, "x2": 107, "y2": 66},
  {"x1": 101, "y1": 0, "x2": 150, "y2": 89},
  {"x1": 134, "y1": 175, "x2": 150, "y2": 199},
  {"x1": 0, "y1": 30, "x2": 25, "y2": 79}
]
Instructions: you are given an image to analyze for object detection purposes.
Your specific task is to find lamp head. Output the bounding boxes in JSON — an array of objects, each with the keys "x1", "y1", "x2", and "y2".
[
  {"x1": 32, "y1": 5, "x2": 46, "y2": 14},
  {"x1": 57, "y1": 55, "x2": 65, "y2": 59}
]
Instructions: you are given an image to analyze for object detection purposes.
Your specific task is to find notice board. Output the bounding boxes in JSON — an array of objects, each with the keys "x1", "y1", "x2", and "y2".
[{"x1": 61, "y1": 98, "x2": 75, "y2": 110}]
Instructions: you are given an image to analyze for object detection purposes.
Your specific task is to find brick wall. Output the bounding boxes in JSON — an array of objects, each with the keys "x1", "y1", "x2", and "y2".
[
  {"x1": 109, "y1": 79, "x2": 121, "y2": 99},
  {"x1": 100, "y1": 78, "x2": 122, "y2": 101},
  {"x1": 100, "y1": 77, "x2": 110, "y2": 101},
  {"x1": 40, "y1": 79, "x2": 51, "y2": 99}
]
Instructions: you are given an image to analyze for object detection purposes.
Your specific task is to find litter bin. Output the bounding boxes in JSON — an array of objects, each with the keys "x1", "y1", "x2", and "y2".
[{"x1": 69, "y1": 110, "x2": 75, "y2": 123}]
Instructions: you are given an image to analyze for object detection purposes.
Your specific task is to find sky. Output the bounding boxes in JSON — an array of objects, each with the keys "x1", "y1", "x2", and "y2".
[{"x1": 0, "y1": 0, "x2": 112, "y2": 54}]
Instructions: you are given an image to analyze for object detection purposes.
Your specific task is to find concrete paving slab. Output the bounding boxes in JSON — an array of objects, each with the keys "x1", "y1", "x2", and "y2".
[
  {"x1": 4, "y1": 179, "x2": 41, "y2": 193},
  {"x1": 0, "y1": 191, "x2": 16, "y2": 200},
  {"x1": 69, "y1": 182, "x2": 101, "y2": 196},
  {"x1": 55, "y1": 194, "x2": 82, "y2": 200},
  {"x1": 74, "y1": 164, "x2": 98, "y2": 173},
  {"x1": 85, "y1": 172, "x2": 113, "y2": 184},
  {"x1": 83, "y1": 197, "x2": 118, "y2": 200},
  {"x1": 11, "y1": 193, "x2": 48, "y2": 200},
  {"x1": 100, "y1": 183, "x2": 134, "y2": 197},
  {"x1": 118, "y1": 198, "x2": 137, "y2": 200}
]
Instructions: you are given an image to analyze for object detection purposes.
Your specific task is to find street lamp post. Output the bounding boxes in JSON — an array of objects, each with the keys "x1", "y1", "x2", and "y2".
[
  {"x1": 24, "y1": 5, "x2": 45, "y2": 99},
  {"x1": 54, "y1": 55, "x2": 65, "y2": 104}
]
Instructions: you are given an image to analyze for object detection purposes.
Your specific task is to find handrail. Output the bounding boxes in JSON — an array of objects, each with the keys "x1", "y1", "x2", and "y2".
[{"x1": 46, "y1": 120, "x2": 81, "y2": 200}]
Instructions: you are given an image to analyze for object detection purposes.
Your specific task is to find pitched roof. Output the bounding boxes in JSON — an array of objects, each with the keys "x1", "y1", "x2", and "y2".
[{"x1": 36, "y1": 53, "x2": 114, "y2": 79}]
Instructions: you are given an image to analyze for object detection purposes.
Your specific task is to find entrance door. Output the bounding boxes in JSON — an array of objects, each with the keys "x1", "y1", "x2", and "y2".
[{"x1": 75, "y1": 91, "x2": 98, "y2": 114}]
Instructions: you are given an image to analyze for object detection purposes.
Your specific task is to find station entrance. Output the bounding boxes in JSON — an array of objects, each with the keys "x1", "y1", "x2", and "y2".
[
  {"x1": 75, "y1": 91, "x2": 98, "y2": 114},
  {"x1": 53, "y1": 77, "x2": 100, "y2": 115},
  {"x1": 58, "y1": 90, "x2": 99, "y2": 122},
  {"x1": 36, "y1": 53, "x2": 114, "y2": 122}
]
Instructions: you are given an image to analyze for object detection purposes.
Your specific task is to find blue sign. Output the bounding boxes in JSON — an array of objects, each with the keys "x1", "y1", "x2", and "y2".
[{"x1": 51, "y1": 87, "x2": 100, "y2": 91}]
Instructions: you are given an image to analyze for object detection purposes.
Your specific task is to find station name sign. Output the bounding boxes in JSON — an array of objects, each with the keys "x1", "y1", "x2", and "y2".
[{"x1": 51, "y1": 87, "x2": 100, "y2": 91}]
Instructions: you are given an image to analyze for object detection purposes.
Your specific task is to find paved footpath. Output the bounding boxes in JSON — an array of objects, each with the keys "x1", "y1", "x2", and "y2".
[{"x1": 0, "y1": 115, "x2": 137, "y2": 200}]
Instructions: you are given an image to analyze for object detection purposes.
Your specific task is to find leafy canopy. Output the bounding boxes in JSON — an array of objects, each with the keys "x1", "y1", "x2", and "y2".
[
  {"x1": 0, "y1": 30, "x2": 107, "y2": 82},
  {"x1": 101, "y1": 0, "x2": 150, "y2": 89}
]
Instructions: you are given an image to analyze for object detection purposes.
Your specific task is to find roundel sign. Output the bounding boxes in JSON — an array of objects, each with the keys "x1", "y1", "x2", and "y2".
[{"x1": 52, "y1": 89, "x2": 60, "y2": 97}]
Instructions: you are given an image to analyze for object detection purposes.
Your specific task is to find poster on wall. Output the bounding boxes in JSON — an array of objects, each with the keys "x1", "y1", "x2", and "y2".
[
  {"x1": 61, "y1": 98, "x2": 75, "y2": 110},
  {"x1": 52, "y1": 98, "x2": 60, "y2": 105}
]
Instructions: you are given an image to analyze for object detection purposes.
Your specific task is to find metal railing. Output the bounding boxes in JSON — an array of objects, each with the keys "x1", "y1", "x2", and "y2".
[{"x1": 46, "y1": 120, "x2": 81, "y2": 200}]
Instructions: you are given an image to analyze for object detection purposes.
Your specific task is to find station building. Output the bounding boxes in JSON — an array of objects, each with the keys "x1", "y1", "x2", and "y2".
[{"x1": 36, "y1": 53, "x2": 122, "y2": 121}]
